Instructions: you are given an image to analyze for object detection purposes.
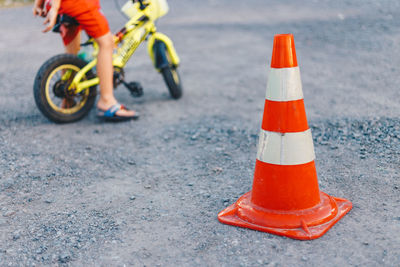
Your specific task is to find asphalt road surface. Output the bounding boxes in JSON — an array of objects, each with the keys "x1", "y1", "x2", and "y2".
[{"x1": 0, "y1": 0, "x2": 399, "y2": 266}]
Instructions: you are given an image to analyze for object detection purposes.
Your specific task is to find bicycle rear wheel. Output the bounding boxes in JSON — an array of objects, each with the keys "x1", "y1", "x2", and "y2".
[{"x1": 33, "y1": 54, "x2": 97, "y2": 123}]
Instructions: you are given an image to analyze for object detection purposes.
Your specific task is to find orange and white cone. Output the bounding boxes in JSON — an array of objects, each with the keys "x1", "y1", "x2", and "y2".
[{"x1": 218, "y1": 34, "x2": 352, "y2": 240}]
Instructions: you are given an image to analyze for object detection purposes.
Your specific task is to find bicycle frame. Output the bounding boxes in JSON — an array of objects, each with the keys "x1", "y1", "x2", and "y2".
[{"x1": 69, "y1": 1, "x2": 180, "y2": 95}]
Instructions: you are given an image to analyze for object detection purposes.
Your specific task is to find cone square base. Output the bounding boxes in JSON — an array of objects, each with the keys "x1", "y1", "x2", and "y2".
[{"x1": 218, "y1": 192, "x2": 352, "y2": 240}]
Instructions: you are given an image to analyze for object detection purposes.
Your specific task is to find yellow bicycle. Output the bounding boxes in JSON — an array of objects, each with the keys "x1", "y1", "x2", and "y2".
[{"x1": 34, "y1": 0, "x2": 182, "y2": 123}]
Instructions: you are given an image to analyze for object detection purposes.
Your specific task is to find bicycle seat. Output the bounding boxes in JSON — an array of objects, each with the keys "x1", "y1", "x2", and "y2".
[{"x1": 52, "y1": 14, "x2": 79, "y2": 33}]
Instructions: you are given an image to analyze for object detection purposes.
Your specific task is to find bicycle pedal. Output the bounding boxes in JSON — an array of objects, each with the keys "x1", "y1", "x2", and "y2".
[{"x1": 124, "y1": 81, "x2": 144, "y2": 97}]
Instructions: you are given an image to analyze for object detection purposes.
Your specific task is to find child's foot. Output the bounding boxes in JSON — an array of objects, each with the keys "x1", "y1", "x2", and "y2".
[{"x1": 97, "y1": 103, "x2": 139, "y2": 122}]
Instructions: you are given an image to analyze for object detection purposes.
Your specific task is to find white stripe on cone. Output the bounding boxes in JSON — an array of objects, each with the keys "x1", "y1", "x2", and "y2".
[
  {"x1": 256, "y1": 129, "x2": 315, "y2": 165},
  {"x1": 266, "y1": 67, "x2": 303, "y2": 102}
]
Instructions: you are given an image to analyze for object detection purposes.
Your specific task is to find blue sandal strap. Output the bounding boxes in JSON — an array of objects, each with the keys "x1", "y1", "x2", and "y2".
[{"x1": 103, "y1": 104, "x2": 122, "y2": 117}]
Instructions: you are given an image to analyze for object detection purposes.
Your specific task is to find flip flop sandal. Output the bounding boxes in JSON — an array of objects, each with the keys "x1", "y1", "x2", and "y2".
[{"x1": 97, "y1": 103, "x2": 139, "y2": 122}]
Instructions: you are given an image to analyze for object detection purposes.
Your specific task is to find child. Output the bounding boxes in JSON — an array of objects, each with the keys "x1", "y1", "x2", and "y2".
[{"x1": 33, "y1": 0, "x2": 139, "y2": 121}]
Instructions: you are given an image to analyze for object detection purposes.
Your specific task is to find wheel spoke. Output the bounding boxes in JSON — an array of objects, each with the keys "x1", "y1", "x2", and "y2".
[{"x1": 45, "y1": 64, "x2": 89, "y2": 114}]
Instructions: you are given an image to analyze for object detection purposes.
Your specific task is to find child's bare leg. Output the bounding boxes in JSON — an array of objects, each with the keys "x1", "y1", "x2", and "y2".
[
  {"x1": 65, "y1": 29, "x2": 81, "y2": 55},
  {"x1": 60, "y1": 30, "x2": 81, "y2": 108},
  {"x1": 95, "y1": 32, "x2": 136, "y2": 117}
]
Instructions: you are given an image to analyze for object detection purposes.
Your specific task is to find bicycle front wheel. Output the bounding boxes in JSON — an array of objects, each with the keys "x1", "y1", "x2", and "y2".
[
  {"x1": 161, "y1": 65, "x2": 182, "y2": 99},
  {"x1": 153, "y1": 41, "x2": 183, "y2": 99}
]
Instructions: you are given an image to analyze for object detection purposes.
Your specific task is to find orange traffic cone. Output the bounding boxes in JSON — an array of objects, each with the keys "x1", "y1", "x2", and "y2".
[{"x1": 218, "y1": 34, "x2": 352, "y2": 240}]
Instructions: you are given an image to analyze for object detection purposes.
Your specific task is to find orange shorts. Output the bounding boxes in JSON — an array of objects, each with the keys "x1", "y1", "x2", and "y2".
[{"x1": 58, "y1": 0, "x2": 110, "y2": 45}]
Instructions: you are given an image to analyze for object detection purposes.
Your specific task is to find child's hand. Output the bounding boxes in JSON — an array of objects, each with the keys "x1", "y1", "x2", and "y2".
[
  {"x1": 33, "y1": 6, "x2": 43, "y2": 17},
  {"x1": 32, "y1": 0, "x2": 45, "y2": 17},
  {"x1": 42, "y1": 7, "x2": 58, "y2": 33}
]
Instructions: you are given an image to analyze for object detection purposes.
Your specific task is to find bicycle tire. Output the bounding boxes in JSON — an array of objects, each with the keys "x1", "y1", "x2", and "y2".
[
  {"x1": 161, "y1": 65, "x2": 183, "y2": 99},
  {"x1": 33, "y1": 54, "x2": 97, "y2": 123}
]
